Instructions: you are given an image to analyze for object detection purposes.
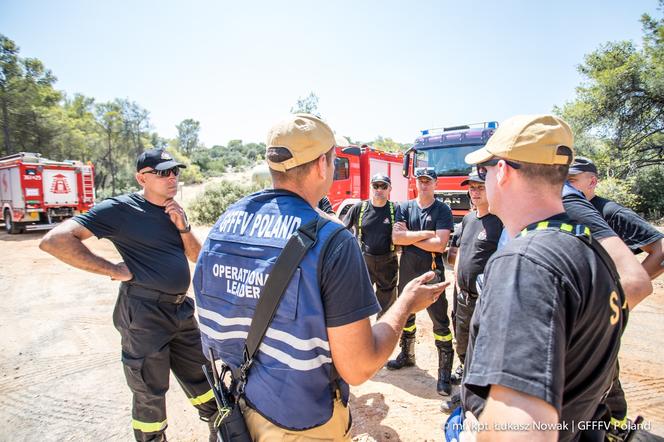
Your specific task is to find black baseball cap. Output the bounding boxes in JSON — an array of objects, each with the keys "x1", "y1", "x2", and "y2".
[
  {"x1": 371, "y1": 174, "x2": 391, "y2": 185},
  {"x1": 460, "y1": 168, "x2": 484, "y2": 186},
  {"x1": 568, "y1": 156, "x2": 598, "y2": 175},
  {"x1": 414, "y1": 167, "x2": 437, "y2": 180},
  {"x1": 136, "y1": 149, "x2": 186, "y2": 172}
]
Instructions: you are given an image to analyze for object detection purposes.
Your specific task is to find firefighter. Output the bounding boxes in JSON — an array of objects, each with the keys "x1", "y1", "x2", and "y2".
[
  {"x1": 388, "y1": 167, "x2": 455, "y2": 397},
  {"x1": 458, "y1": 114, "x2": 626, "y2": 440},
  {"x1": 192, "y1": 114, "x2": 448, "y2": 440},
  {"x1": 440, "y1": 168, "x2": 503, "y2": 413},
  {"x1": 343, "y1": 173, "x2": 398, "y2": 315},
  {"x1": 567, "y1": 156, "x2": 664, "y2": 438},
  {"x1": 39, "y1": 149, "x2": 217, "y2": 442}
]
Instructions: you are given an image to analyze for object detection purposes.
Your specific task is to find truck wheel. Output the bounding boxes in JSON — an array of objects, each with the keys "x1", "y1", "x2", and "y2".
[{"x1": 4, "y1": 209, "x2": 21, "y2": 234}]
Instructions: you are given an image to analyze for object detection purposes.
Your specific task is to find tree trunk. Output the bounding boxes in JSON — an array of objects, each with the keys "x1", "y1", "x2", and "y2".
[{"x1": 0, "y1": 87, "x2": 12, "y2": 156}]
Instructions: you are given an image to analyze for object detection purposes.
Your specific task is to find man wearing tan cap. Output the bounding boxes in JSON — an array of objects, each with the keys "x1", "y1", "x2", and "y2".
[
  {"x1": 456, "y1": 115, "x2": 628, "y2": 441},
  {"x1": 193, "y1": 114, "x2": 448, "y2": 441}
]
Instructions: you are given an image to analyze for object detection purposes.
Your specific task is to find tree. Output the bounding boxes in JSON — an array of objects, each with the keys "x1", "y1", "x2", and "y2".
[
  {"x1": 176, "y1": 118, "x2": 200, "y2": 155},
  {"x1": 290, "y1": 92, "x2": 319, "y2": 115},
  {"x1": 370, "y1": 136, "x2": 411, "y2": 153},
  {"x1": 558, "y1": 2, "x2": 664, "y2": 178}
]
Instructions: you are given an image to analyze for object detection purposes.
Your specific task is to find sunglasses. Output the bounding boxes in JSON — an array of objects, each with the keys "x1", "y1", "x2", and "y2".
[
  {"x1": 372, "y1": 183, "x2": 388, "y2": 190},
  {"x1": 141, "y1": 167, "x2": 180, "y2": 178},
  {"x1": 477, "y1": 158, "x2": 521, "y2": 180}
]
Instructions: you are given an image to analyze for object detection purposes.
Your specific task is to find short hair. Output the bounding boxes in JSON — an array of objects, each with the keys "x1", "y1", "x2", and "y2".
[
  {"x1": 517, "y1": 146, "x2": 573, "y2": 187},
  {"x1": 267, "y1": 146, "x2": 334, "y2": 182}
]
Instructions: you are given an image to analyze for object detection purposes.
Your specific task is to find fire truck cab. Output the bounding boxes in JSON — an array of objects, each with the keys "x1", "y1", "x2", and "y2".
[
  {"x1": 402, "y1": 122, "x2": 498, "y2": 222},
  {"x1": 0, "y1": 152, "x2": 95, "y2": 234}
]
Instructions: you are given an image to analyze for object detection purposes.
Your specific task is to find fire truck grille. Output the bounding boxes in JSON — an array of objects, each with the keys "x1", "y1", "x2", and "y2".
[{"x1": 435, "y1": 192, "x2": 470, "y2": 211}]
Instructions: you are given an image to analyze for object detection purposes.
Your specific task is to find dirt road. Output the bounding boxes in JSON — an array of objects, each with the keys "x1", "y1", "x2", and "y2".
[{"x1": 1, "y1": 226, "x2": 663, "y2": 441}]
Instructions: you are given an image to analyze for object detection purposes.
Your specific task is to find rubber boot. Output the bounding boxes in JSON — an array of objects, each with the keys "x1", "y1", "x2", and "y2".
[
  {"x1": 440, "y1": 393, "x2": 462, "y2": 414},
  {"x1": 436, "y1": 347, "x2": 454, "y2": 396},
  {"x1": 386, "y1": 333, "x2": 416, "y2": 370},
  {"x1": 450, "y1": 364, "x2": 464, "y2": 386}
]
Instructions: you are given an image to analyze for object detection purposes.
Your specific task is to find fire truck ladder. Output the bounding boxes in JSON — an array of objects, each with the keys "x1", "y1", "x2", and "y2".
[{"x1": 80, "y1": 166, "x2": 95, "y2": 203}]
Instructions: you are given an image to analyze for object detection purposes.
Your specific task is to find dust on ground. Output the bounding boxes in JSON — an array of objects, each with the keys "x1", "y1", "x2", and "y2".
[{"x1": 1, "y1": 181, "x2": 663, "y2": 441}]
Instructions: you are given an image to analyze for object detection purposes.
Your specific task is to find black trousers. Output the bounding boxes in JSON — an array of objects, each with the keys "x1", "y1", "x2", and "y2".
[
  {"x1": 605, "y1": 361, "x2": 628, "y2": 424},
  {"x1": 398, "y1": 253, "x2": 452, "y2": 351},
  {"x1": 454, "y1": 289, "x2": 478, "y2": 364},
  {"x1": 363, "y1": 252, "x2": 398, "y2": 316},
  {"x1": 113, "y1": 283, "x2": 216, "y2": 442}
]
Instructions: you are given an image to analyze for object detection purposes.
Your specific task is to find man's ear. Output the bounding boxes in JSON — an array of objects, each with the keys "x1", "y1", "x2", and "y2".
[
  {"x1": 317, "y1": 154, "x2": 328, "y2": 179},
  {"x1": 590, "y1": 174, "x2": 598, "y2": 190},
  {"x1": 135, "y1": 172, "x2": 146, "y2": 187}
]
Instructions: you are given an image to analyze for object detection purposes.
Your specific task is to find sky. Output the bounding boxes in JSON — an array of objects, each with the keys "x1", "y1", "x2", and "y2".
[{"x1": 1, "y1": 0, "x2": 659, "y2": 147}]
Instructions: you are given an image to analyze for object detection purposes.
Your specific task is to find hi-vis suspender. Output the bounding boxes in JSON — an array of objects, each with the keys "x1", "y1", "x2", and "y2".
[
  {"x1": 358, "y1": 201, "x2": 395, "y2": 252},
  {"x1": 516, "y1": 220, "x2": 626, "y2": 307}
]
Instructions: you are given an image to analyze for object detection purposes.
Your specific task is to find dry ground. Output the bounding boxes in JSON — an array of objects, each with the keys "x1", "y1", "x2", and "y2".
[{"x1": 1, "y1": 185, "x2": 663, "y2": 440}]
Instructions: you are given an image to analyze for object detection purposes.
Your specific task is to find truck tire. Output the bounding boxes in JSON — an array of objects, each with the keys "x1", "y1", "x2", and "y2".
[{"x1": 4, "y1": 209, "x2": 21, "y2": 234}]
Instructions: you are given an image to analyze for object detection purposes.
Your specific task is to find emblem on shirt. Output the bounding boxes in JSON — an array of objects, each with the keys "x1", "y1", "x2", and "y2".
[
  {"x1": 383, "y1": 218, "x2": 391, "y2": 224},
  {"x1": 161, "y1": 151, "x2": 173, "y2": 160},
  {"x1": 477, "y1": 230, "x2": 487, "y2": 241}
]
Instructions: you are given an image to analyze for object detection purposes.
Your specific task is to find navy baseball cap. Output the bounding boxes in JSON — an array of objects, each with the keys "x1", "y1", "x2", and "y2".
[
  {"x1": 460, "y1": 168, "x2": 484, "y2": 186},
  {"x1": 136, "y1": 149, "x2": 186, "y2": 172},
  {"x1": 371, "y1": 174, "x2": 391, "y2": 185},
  {"x1": 568, "y1": 156, "x2": 598, "y2": 175},
  {"x1": 414, "y1": 167, "x2": 437, "y2": 180}
]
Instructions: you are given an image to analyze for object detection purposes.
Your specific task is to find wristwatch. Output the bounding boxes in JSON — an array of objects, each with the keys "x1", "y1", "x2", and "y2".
[{"x1": 178, "y1": 223, "x2": 191, "y2": 233}]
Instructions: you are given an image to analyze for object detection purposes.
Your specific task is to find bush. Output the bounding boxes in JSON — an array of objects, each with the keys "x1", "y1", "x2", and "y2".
[
  {"x1": 189, "y1": 180, "x2": 263, "y2": 225},
  {"x1": 633, "y1": 166, "x2": 664, "y2": 220},
  {"x1": 595, "y1": 176, "x2": 642, "y2": 210}
]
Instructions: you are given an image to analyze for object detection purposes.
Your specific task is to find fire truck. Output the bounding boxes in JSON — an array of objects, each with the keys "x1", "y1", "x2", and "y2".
[
  {"x1": 329, "y1": 145, "x2": 406, "y2": 217},
  {"x1": 401, "y1": 121, "x2": 498, "y2": 222},
  {"x1": 0, "y1": 152, "x2": 95, "y2": 234}
]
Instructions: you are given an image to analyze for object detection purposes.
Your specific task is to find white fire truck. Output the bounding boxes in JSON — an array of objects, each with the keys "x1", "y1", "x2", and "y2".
[{"x1": 0, "y1": 152, "x2": 95, "y2": 234}]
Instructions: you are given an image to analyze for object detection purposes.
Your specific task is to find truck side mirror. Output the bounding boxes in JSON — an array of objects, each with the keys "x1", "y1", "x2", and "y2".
[{"x1": 402, "y1": 153, "x2": 410, "y2": 178}]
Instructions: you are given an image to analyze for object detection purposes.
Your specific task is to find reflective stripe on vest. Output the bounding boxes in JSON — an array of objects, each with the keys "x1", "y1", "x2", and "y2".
[{"x1": 193, "y1": 190, "x2": 347, "y2": 431}]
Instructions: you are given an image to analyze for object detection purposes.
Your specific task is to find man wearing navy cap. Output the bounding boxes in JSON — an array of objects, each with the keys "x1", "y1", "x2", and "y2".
[
  {"x1": 388, "y1": 167, "x2": 456, "y2": 397},
  {"x1": 343, "y1": 173, "x2": 399, "y2": 315},
  {"x1": 40, "y1": 149, "x2": 217, "y2": 442}
]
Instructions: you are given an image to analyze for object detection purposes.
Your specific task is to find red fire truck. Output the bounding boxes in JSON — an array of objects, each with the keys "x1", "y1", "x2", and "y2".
[
  {"x1": 0, "y1": 152, "x2": 95, "y2": 234},
  {"x1": 401, "y1": 122, "x2": 498, "y2": 222},
  {"x1": 329, "y1": 145, "x2": 406, "y2": 217}
]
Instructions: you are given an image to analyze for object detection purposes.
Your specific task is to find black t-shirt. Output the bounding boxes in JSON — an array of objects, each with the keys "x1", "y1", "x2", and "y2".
[
  {"x1": 562, "y1": 183, "x2": 616, "y2": 240},
  {"x1": 456, "y1": 211, "x2": 503, "y2": 295},
  {"x1": 396, "y1": 199, "x2": 453, "y2": 268},
  {"x1": 319, "y1": 226, "x2": 382, "y2": 326},
  {"x1": 343, "y1": 200, "x2": 396, "y2": 255},
  {"x1": 591, "y1": 195, "x2": 664, "y2": 254},
  {"x1": 73, "y1": 193, "x2": 191, "y2": 294},
  {"x1": 462, "y1": 213, "x2": 626, "y2": 441},
  {"x1": 317, "y1": 196, "x2": 335, "y2": 215}
]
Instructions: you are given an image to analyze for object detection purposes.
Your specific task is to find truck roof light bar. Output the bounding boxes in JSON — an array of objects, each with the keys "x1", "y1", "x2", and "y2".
[{"x1": 421, "y1": 121, "x2": 498, "y2": 136}]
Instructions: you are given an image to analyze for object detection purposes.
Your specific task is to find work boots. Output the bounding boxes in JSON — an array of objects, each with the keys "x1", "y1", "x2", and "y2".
[
  {"x1": 436, "y1": 347, "x2": 454, "y2": 396},
  {"x1": 440, "y1": 393, "x2": 462, "y2": 414},
  {"x1": 386, "y1": 333, "x2": 416, "y2": 370},
  {"x1": 450, "y1": 364, "x2": 464, "y2": 385}
]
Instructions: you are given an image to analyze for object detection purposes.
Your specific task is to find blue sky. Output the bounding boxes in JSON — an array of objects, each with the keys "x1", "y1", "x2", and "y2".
[{"x1": 1, "y1": 0, "x2": 658, "y2": 146}]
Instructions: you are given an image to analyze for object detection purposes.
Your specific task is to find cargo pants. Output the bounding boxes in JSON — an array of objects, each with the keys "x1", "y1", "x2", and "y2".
[{"x1": 113, "y1": 283, "x2": 217, "y2": 442}]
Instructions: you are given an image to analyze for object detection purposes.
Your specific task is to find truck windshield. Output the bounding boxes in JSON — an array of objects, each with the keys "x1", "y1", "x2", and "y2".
[{"x1": 415, "y1": 145, "x2": 483, "y2": 177}]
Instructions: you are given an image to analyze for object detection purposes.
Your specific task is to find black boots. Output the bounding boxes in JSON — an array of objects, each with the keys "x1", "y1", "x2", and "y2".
[
  {"x1": 436, "y1": 347, "x2": 454, "y2": 396},
  {"x1": 386, "y1": 333, "x2": 416, "y2": 370},
  {"x1": 450, "y1": 364, "x2": 464, "y2": 385}
]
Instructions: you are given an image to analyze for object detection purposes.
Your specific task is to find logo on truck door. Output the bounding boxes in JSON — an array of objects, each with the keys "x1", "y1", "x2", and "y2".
[{"x1": 50, "y1": 174, "x2": 71, "y2": 194}]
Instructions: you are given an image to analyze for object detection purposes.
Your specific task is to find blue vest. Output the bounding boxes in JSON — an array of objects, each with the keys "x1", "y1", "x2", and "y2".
[{"x1": 193, "y1": 189, "x2": 347, "y2": 430}]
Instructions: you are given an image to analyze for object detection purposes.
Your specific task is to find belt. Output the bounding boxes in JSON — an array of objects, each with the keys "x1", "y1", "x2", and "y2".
[{"x1": 123, "y1": 283, "x2": 188, "y2": 304}]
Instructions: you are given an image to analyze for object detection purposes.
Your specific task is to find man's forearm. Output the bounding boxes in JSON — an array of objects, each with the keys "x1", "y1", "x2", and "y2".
[
  {"x1": 181, "y1": 231, "x2": 202, "y2": 262},
  {"x1": 641, "y1": 239, "x2": 664, "y2": 280},
  {"x1": 393, "y1": 230, "x2": 435, "y2": 246},
  {"x1": 598, "y1": 236, "x2": 652, "y2": 309},
  {"x1": 40, "y1": 234, "x2": 118, "y2": 278},
  {"x1": 412, "y1": 237, "x2": 446, "y2": 253}
]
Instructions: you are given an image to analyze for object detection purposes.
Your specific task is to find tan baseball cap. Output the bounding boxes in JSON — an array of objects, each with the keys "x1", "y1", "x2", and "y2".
[
  {"x1": 266, "y1": 114, "x2": 336, "y2": 171},
  {"x1": 465, "y1": 115, "x2": 575, "y2": 166}
]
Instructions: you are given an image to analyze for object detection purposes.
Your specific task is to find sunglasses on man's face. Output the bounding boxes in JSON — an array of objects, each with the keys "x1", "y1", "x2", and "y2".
[
  {"x1": 477, "y1": 158, "x2": 522, "y2": 181},
  {"x1": 372, "y1": 183, "x2": 388, "y2": 190},
  {"x1": 141, "y1": 167, "x2": 180, "y2": 178}
]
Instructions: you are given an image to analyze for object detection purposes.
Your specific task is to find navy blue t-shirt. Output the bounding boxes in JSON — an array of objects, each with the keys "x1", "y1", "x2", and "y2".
[
  {"x1": 396, "y1": 199, "x2": 453, "y2": 268},
  {"x1": 73, "y1": 193, "x2": 191, "y2": 294}
]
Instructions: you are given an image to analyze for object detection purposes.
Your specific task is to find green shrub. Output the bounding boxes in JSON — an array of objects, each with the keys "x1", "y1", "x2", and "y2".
[
  {"x1": 189, "y1": 180, "x2": 263, "y2": 225},
  {"x1": 595, "y1": 176, "x2": 642, "y2": 210},
  {"x1": 632, "y1": 166, "x2": 664, "y2": 220}
]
